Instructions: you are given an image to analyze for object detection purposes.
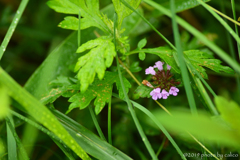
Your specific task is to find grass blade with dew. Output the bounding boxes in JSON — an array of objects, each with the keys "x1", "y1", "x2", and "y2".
[{"x1": 0, "y1": 0, "x2": 29, "y2": 60}]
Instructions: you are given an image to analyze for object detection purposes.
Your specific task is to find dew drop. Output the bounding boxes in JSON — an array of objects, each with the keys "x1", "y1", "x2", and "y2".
[
  {"x1": 142, "y1": 138, "x2": 146, "y2": 141},
  {"x1": 17, "y1": 10, "x2": 20, "y2": 14},
  {"x1": 76, "y1": 133, "x2": 82, "y2": 137}
]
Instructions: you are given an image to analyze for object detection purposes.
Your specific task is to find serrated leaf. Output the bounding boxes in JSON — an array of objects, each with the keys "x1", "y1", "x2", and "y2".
[
  {"x1": 134, "y1": 85, "x2": 152, "y2": 99},
  {"x1": 112, "y1": 0, "x2": 141, "y2": 29},
  {"x1": 58, "y1": 16, "x2": 99, "y2": 30},
  {"x1": 155, "y1": 110, "x2": 240, "y2": 148},
  {"x1": 137, "y1": 38, "x2": 147, "y2": 49},
  {"x1": 215, "y1": 96, "x2": 240, "y2": 135},
  {"x1": 75, "y1": 36, "x2": 116, "y2": 92},
  {"x1": 47, "y1": 0, "x2": 109, "y2": 33},
  {"x1": 67, "y1": 72, "x2": 131, "y2": 115},
  {"x1": 139, "y1": 52, "x2": 146, "y2": 61},
  {"x1": 184, "y1": 50, "x2": 235, "y2": 79},
  {"x1": 140, "y1": 47, "x2": 180, "y2": 73},
  {"x1": 40, "y1": 76, "x2": 79, "y2": 104}
]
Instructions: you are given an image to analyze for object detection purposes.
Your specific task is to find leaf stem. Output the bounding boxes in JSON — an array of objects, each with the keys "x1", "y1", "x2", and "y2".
[
  {"x1": 0, "y1": 0, "x2": 29, "y2": 60},
  {"x1": 114, "y1": 12, "x2": 158, "y2": 160}
]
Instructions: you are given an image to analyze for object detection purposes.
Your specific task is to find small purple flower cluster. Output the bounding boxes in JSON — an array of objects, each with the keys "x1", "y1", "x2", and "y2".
[{"x1": 144, "y1": 61, "x2": 180, "y2": 100}]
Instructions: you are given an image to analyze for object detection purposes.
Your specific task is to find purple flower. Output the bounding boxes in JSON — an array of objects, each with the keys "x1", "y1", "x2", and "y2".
[
  {"x1": 167, "y1": 64, "x2": 171, "y2": 70},
  {"x1": 161, "y1": 89, "x2": 169, "y2": 99},
  {"x1": 169, "y1": 86, "x2": 179, "y2": 96},
  {"x1": 145, "y1": 66, "x2": 156, "y2": 75},
  {"x1": 150, "y1": 88, "x2": 162, "y2": 100},
  {"x1": 154, "y1": 61, "x2": 164, "y2": 71}
]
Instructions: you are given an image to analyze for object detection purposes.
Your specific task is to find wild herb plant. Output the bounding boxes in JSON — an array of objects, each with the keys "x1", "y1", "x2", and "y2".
[{"x1": 1, "y1": 0, "x2": 240, "y2": 160}]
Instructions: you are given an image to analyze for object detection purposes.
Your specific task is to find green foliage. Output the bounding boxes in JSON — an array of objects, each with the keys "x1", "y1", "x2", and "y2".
[
  {"x1": 47, "y1": 0, "x2": 110, "y2": 33},
  {"x1": 155, "y1": 109, "x2": 240, "y2": 148},
  {"x1": 75, "y1": 36, "x2": 116, "y2": 92},
  {"x1": 136, "y1": 47, "x2": 180, "y2": 73},
  {"x1": 137, "y1": 38, "x2": 147, "y2": 60},
  {"x1": 215, "y1": 96, "x2": 240, "y2": 136},
  {"x1": 67, "y1": 71, "x2": 131, "y2": 114},
  {"x1": 112, "y1": 0, "x2": 141, "y2": 29},
  {"x1": 0, "y1": 85, "x2": 10, "y2": 120},
  {"x1": 184, "y1": 50, "x2": 234, "y2": 79},
  {"x1": 134, "y1": 85, "x2": 152, "y2": 99},
  {"x1": 40, "y1": 76, "x2": 79, "y2": 104}
]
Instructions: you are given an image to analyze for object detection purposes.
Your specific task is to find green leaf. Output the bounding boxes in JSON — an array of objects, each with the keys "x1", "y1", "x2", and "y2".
[
  {"x1": 58, "y1": 16, "x2": 100, "y2": 30},
  {"x1": 140, "y1": 47, "x2": 180, "y2": 73},
  {"x1": 67, "y1": 71, "x2": 131, "y2": 115},
  {"x1": 75, "y1": 36, "x2": 116, "y2": 92},
  {"x1": 215, "y1": 96, "x2": 240, "y2": 135},
  {"x1": 134, "y1": 85, "x2": 152, "y2": 99},
  {"x1": 47, "y1": 0, "x2": 109, "y2": 33},
  {"x1": 139, "y1": 52, "x2": 146, "y2": 61},
  {"x1": 40, "y1": 76, "x2": 79, "y2": 104},
  {"x1": 0, "y1": 85, "x2": 10, "y2": 120},
  {"x1": 184, "y1": 50, "x2": 235, "y2": 79},
  {"x1": 155, "y1": 109, "x2": 240, "y2": 148},
  {"x1": 112, "y1": 0, "x2": 141, "y2": 29},
  {"x1": 137, "y1": 38, "x2": 147, "y2": 49}
]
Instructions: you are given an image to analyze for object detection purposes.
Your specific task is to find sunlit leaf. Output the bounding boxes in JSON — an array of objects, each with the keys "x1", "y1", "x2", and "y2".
[
  {"x1": 75, "y1": 36, "x2": 116, "y2": 92},
  {"x1": 112, "y1": 0, "x2": 141, "y2": 29}
]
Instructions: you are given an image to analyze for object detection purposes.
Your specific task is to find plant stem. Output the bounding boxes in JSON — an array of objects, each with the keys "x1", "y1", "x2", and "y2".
[
  {"x1": 0, "y1": 0, "x2": 29, "y2": 60},
  {"x1": 88, "y1": 105, "x2": 106, "y2": 141},
  {"x1": 108, "y1": 93, "x2": 112, "y2": 145},
  {"x1": 170, "y1": 0, "x2": 197, "y2": 115},
  {"x1": 114, "y1": 12, "x2": 158, "y2": 160}
]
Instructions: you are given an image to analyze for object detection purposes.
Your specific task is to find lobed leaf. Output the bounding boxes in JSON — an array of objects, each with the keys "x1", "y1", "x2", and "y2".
[
  {"x1": 47, "y1": 0, "x2": 109, "y2": 33},
  {"x1": 112, "y1": 0, "x2": 141, "y2": 29},
  {"x1": 184, "y1": 50, "x2": 234, "y2": 79},
  {"x1": 40, "y1": 76, "x2": 79, "y2": 104},
  {"x1": 140, "y1": 47, "x2": 180, "y2": 73},
  {"x1": 67, "y1": 71, "x2": 131, "y2": 115},
  {"x1": 75, "y1": 37, "x2": 116, "y2": 92}
]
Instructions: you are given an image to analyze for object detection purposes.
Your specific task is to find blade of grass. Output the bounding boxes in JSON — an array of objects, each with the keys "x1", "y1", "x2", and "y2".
[
  {"x1": 196, "y1": 0, "x2": 240, "y2": 46},
  {"x1": 10, "y1": 110, "x2": 75, "y2": 160},
  {"x1": 231, "y1": 0, "x2": 240, "y2": 103},
  {"x1": 170, "y1": 0, "x2": 197, "y2": 115},
  {"x1": 0, "y1": 0, "x2": 29, "y2": 60},
  {"x1": 119, "y1": 0, "x2": 176, "y2": 50},
  {"x1": 143, "y1": 0, "x2": 240, "y2": 73},
  {"x1": 108, "y1": 93, "x2": 112, "y2": 145},
  {"x1": 5, "y1": 116, "x2": 29, "y2": 160},
  {"x1": 78, "y1": 10, "x2": 81, "y2": 47},
  {"x1": 0, "y1": 67, "x2": 90, "y2": 160},
  {"x1": 114, "y1": 13, "x2": 158, "y2": 160},
  {"x1": 6, "y1": 117, "x2": 17, "y2": 160},
  {"x1": 112, "y1": 93, "x2": 186, "y2": 160},
  {"x1": 89, "y1": 105, "x2": 106, "y2": 141}
]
